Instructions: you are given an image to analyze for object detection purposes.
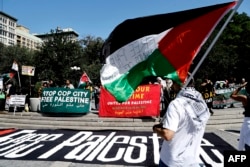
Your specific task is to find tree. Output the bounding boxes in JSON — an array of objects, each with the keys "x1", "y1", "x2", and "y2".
[
  {"x1": 0, "y1": 44, "x2": 36, "y2": 92},
  {"x1": 34, "y1": 29, "x2": 84, "y2": 86},
  {"x1": 193, "y1": 12, "x2": 250, "y2": 83},
  {"x1": 79, "y1": 35, "x2": 104, "y2": 84}
]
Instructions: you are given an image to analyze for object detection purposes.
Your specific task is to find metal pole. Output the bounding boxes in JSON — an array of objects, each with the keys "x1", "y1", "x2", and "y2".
[
  {"x1": 184, "y1": 0, "x2": 244, "y2": 87},
  {"x1": 29, "y1": 76, "x2": 31, "y2": 96},
  {"x1": 17, "y1": 71, "x2": 21, "y2": 90}
]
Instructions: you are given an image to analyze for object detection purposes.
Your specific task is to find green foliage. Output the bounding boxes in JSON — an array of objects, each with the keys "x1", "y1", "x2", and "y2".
[
  {"x1": 79, "y1": 35, "x2": 104, "y2": 84},
  {"x1": 0, "y1": 30, "x2": 104, "y2": 91},
  {"x1": 0, "y1": 45, "x2": 35, "y2": 73},
  {"x1": 79, "y1": 35, "x2": 104, "y2": 65},
  {"x1": 34, "y1": 81, "x2": 42, "y2": 97},
  {"x1": 194, "y1": 12, "x2": 250, "y2": 82},
  {"x1": 33, "y1": 30, "x2": 104, "y2": 87},
  {"x1": 0, "y1": 44, "x2": 36, "y2": 91}
]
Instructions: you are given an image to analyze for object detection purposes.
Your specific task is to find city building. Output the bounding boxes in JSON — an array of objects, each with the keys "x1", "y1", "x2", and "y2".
[
  {"x1": 16, "y1": 25, "x2": 42, "y2": 50},
  {"x1": 0, "y1": 11, "x2": 17, "y2": 46},
  {"x1": 35, "y1": 27, "x2": 79, "y2": 42},
  {"x1": 0, "y1": 11, "x2": 43, "y2": 50},
  {"x1": 1, "y1": 10, "x2": 78, "y2": 50}
]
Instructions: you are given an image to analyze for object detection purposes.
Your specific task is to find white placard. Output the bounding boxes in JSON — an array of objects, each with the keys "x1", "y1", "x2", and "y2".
[
  {"x1": 22, "y1": 66, "x2": 35, "y2": 76},
  {"x1": 9, "y1": 95, "x2": 26, "y2": 106}
]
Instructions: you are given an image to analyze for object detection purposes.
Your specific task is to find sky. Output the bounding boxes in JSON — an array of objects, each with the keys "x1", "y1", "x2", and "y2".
[{"x1": 1, "y1": 0, "x2": 249, "y2": 40}]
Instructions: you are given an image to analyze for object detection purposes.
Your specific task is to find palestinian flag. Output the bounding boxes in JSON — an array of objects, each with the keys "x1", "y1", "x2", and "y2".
[
  {"x1": 0, "y1": 72, "x2": 15, "y2": 79},
  {"x1": 100, "y1": 1, "x2": 237, "y2": 102},
  {"x1": 78, "y1": 72, "x2": 92, "y2": 88},
  {"x1": 11, "y1": 60, "x2": 19, "y2": 72}
]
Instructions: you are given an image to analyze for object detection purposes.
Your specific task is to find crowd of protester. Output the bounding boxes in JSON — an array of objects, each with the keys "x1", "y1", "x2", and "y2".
[
  {"x1": 0, "y1": 77, "x2": 102, "y2": 111},
  {"x1": 142, "y1": 75, "x2": 247, "y2": 117}
]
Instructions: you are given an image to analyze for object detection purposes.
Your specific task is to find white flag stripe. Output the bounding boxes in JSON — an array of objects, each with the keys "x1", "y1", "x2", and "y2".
[
  {"x1": 11, "y1": 62, "x2": 18, "y2": 71},
  {"x1": 101, "y1": 30, "x2": 170, "y2": 85}
]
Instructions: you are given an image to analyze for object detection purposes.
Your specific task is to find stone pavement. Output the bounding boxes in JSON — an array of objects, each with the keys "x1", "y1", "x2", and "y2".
[{"x1": 0, "y1": 103, "x2": 245, "y2": 131}]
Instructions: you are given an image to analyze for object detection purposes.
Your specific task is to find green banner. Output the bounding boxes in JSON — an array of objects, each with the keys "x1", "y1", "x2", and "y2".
[
  {"x1": 40, "y1": 88, "x2": 91, "y2": 114},
  {"x1": 213, "y1": 87, "x2": 246, "y2": 108}
]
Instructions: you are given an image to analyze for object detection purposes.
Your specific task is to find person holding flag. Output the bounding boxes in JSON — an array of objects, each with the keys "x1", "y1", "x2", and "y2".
[
  {"x1": 100, "y1": 0, "x2": 240, "y2": 166},
  {"x1": 78, "y1": 72, "x2": 93, "y2": 96},
  {"x1": 78, "y1": 72, "x2": 93, "y2": 110},
  {"x1": 11, "y1": 60, "x2": 21, "y2": 88},
  {"x1": 153, "y1": 75, "x2": 210, "y2": 167},
  {"x1": 78, "y1": 71, "x2": 92, "y2": 89}
]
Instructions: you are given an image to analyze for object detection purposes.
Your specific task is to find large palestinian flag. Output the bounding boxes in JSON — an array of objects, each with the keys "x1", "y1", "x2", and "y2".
[{"x1": 100, "y1": 1, "x2": 237, "y2": 102}]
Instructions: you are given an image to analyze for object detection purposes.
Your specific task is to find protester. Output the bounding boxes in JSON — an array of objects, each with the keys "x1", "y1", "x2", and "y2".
[
  {"x1": 64, "y1": 79, "x2": 74, "y2": 89},
  {"x1": 42, "y1": 81, "x2": 48, "y2": 88},
  {"x1": 153, "y1": 75, "x2": 210, "y2": 167},
  {"x1": 161, "y1": 78, "x2": 173, "y2": 117},
  {"x1": 93, "y1": 83, "x2": 101, "y2": 110},
  {"x1": 6, "y1": 80, "x2": 16, "y2": 97},
  {"x1": 84, "y1": 81, "x2": 93, "y2": 110},
  {"x1": 241, "y1": 78, "x2": 247, "y2": 86},
  {"x1": 5, "y1": 80, "x2": 16, "y2": 111},
  {"x1": 48, "y1": 80, "x2": 56, "y2": 87},
  {"x1": 230, "y1": 81, "x2": 250, "y2": 151},
  {"x1": 36, "y1": 81, "x2": 48, "y2": 97},
  {"x1": 85, "y1": 81, "x2": 93, "y2": 99},
  {"x1": 228, "y1": 76, "x2": 236, "y2": 88},
  {"x1": 215, "y1": 80, "x2": 227, "y2": 89},
  {"x1": 201, "y1": 77, "x2": 215, "y2": 115},
  {"x1": 155, "y1": 77, "x2": 167, "y2": 112}
]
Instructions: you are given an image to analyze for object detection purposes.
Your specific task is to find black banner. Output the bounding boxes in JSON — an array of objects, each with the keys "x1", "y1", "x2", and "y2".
[{"x1": 0, "y1": 129, "x2": 235, "y2": 166}]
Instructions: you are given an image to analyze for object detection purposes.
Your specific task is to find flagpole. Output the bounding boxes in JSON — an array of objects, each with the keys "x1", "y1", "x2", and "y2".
[
  {"x1": 17, "y1": 70, "x2": 21, "y2": 89},
  {"x1": 184, "y1": 0, "x2": 244, "y2": 88},
  {"x1": 4, "y1": 78, "x2": 11, "y2": 85}
]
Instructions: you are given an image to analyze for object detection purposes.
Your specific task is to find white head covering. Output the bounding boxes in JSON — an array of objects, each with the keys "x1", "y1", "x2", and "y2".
[{"x1": 156, "y1": 77, "x2": 166, "y2": 88}]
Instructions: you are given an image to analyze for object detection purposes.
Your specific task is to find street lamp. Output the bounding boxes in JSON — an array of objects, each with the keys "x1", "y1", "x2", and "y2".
[
  {"x1": 71, "y1": 66, "x2": 81, "y2": 71},
  {"x1": 70, "y1": 66, "x2": 81, "y2": 87}
]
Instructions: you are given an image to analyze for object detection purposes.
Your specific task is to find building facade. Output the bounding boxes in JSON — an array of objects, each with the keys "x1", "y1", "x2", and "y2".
[
  {"x1": 1, "y1": 11, "x2": 78, "y2": 50},
  {"x1": 16, "y1": 25, "x2": 42, "y2": 50},
  {"x1": 0, "y1": 11, "x2": 17, "y2": 46},
  {"x1": 35, "y1": 27, "x2": 79, "y2": 42},
  {"x1": 0, "y1": 11, "x2": 43, "y2": 50}
]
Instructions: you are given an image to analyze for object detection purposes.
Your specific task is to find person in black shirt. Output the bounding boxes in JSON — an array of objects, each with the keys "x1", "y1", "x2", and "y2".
[{"x1": 201, "y1": 77, "x2": 215, "y2": 115}]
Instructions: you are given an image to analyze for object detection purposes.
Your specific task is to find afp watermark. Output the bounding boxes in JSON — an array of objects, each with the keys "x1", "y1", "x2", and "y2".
[{"x1": 224, "y1": 151, "x2": 250, "y2": 167}]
